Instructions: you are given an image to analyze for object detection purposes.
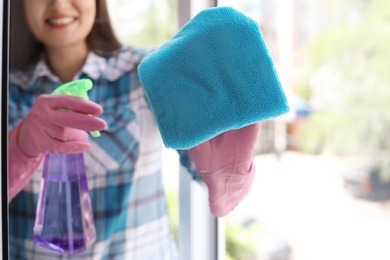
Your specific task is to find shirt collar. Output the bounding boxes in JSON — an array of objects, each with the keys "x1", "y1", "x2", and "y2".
[
  {"x1": 11, "y1": 48, "x2": 143, "y2": 91},
  {"x1": 80, "y1": 51, "x2": 107, "y2": 81},
  {"x1": 30, "y1": 55, "x2": 59, "y2": 85},
  {"x1": 28, "y1": 51, "x2": 107, "y2": 89}
]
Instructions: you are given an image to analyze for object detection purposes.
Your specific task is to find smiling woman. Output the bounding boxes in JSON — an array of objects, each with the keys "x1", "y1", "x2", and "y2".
[
  {"x1": 8, "y1": 0, "x2": 188, "y2": 259},
  {"x1": 7, "y1": 0, "x2": 263, "y2": 259}
]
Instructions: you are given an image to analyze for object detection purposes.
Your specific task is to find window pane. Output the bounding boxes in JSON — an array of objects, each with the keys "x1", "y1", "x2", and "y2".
[
  {"x1": 108, "y1": 0, "x2": 179, "y2": 47},
  {"x1": 219, "y1": 1, "x2": 390, "y2": 260}
]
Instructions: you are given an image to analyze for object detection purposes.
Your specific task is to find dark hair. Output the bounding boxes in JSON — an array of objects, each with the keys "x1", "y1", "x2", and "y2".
[{"x1": 10, "y1": 0, "x2": 122, "y2": 69}]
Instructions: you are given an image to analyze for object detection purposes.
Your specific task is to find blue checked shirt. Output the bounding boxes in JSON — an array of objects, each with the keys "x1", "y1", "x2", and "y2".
[{"x1": 8, "y1": 47, "x2": 201, "y2": 260}]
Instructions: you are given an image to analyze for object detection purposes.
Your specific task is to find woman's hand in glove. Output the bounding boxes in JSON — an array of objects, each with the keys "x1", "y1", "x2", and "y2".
[
  {"x1": 18, "y1": 94, "x2": 106, "y2": 157},
  {"x1": 188, "y1": 123, "x2": 260, "y2": 217}
]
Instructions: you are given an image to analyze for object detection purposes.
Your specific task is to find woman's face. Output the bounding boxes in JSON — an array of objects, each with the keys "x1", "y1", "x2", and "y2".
[{"x1": 23, "y1": 0, "x2": 96, "y2": 50}]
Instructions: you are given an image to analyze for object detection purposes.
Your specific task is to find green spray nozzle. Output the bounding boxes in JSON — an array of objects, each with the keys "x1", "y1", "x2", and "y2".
[{"x1": 52, "y1": 79, "x2": 101, "y2": 137}]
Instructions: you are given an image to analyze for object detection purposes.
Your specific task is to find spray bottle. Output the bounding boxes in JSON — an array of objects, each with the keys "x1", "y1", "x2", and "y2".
[{"x1": 33, "y1": 79, "x2": 98, "y2": 255}]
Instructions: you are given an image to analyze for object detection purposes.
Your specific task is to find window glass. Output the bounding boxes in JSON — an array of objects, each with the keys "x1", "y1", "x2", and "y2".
[
  {"x1": 107, "y1": 0, "x2": 179, "y2": 47},
  {"x1": 219, "y1": 0, "x2": 390, "y2": 259}
]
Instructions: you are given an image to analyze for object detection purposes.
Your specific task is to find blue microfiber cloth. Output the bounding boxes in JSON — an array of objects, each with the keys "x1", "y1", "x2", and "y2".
[{"x1": 138, "y1": 6, "x2": 289, "y2": 150}]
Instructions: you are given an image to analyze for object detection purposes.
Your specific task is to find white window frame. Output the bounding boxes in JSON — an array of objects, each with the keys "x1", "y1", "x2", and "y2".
[{"x1": 177, "y1": 2, "x2": 225, "y2": 260}]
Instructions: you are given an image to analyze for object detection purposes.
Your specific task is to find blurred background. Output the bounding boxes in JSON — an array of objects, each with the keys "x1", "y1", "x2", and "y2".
[{"x1": 107, "y1": 0, "x2": 390, "y2": 259}]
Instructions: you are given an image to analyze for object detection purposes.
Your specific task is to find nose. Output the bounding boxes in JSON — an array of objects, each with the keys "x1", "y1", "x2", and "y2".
[{"x1": 50, "y1": 0, "x2": 71, "y2": 10}]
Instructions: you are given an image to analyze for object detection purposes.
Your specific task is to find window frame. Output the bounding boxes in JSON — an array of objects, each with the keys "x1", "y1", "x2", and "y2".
[
  {"x1": 177, "y1": 2, "x2": 225, "y2": 260},
  {"x1": 1, "y1": 0, "x2": 10, "y2": 259}
]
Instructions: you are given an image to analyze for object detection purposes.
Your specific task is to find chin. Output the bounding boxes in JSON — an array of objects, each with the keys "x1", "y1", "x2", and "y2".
[{"x1": 44, "y1": 39, "x2": 88, "y2": 51}]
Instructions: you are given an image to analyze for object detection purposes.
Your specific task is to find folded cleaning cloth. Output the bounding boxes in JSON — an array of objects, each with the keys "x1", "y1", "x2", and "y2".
[{"x1": 138, "y1": 6, "x2": 289, "y2": 150}]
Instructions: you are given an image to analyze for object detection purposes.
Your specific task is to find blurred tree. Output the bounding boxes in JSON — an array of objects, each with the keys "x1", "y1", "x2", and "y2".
[
  {"x1": 120, "y1": 0, "x2": 179, "y2": 47},
  {"x1": 225, "y1": 218, "x2": 260, "y2": 260},
  {"x1": 300, "y1": 0, "x2": 390, "y2": 179}
]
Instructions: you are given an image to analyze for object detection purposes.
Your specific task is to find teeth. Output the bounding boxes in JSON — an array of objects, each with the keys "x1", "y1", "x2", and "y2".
[{"x1": 48, "y1": 17, "x2": 74, "y2": 25}]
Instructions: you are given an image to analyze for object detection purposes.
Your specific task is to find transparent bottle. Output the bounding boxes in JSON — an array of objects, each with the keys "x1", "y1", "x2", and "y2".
[{"x1": 33, "y1": 153, "x2": 96, "y2": 255}]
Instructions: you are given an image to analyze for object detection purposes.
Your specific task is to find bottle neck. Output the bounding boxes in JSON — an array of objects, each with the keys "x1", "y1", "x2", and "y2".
[{"x1": 42, "y1": 153, "x2": 86, "y2": 181}]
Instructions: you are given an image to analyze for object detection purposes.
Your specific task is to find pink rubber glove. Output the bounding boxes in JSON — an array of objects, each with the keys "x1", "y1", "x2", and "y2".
[
  {"x1": 19, "y1": 94, "x2": 106, "y2": 157},
  {"x1": 188, "y1": 123, "x2": 260, "y2": 217},
  {"x1": 8, "y1": 94, "x2": 106, "y2": 199}
]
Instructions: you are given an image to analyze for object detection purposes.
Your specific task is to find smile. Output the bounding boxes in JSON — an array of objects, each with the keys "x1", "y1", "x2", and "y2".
[{"x1": 47, "y1": 17, "x2": 76, "y2": 25}]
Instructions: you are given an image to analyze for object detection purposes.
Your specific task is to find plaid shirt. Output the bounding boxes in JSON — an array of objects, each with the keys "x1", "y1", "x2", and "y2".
[{"x1": 8, "y1": 47, "x2": 201, "y2": 260}]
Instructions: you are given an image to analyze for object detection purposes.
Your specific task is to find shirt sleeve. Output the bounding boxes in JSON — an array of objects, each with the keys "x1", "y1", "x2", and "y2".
[
  {"x1": 8, "y1": 121, "x2": 43, "y2": 200},
  {"x1": 177, "y1": 150, "x2": 203, "y2": 181},
  {"x1": 8, "y1": 74, "x2": 43, "y2": 200}
]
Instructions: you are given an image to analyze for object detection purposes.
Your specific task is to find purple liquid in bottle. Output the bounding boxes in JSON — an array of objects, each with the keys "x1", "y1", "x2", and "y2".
[{"x1": 34, "y1": 153, "x2": 96, "y2": 255}]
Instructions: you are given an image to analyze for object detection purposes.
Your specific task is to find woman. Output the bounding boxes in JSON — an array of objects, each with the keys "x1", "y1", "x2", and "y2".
[{"x1": 8, "y1": 0, "x2": 259, "y2": 259}]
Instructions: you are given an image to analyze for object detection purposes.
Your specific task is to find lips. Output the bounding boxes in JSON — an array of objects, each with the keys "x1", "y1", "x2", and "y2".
[
  {"x1": 46, "y1": 16, "x2": 76, "y2": 28},
  {"x1": 47, "y1": 17, "x2": 75, "y2": 25}
]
